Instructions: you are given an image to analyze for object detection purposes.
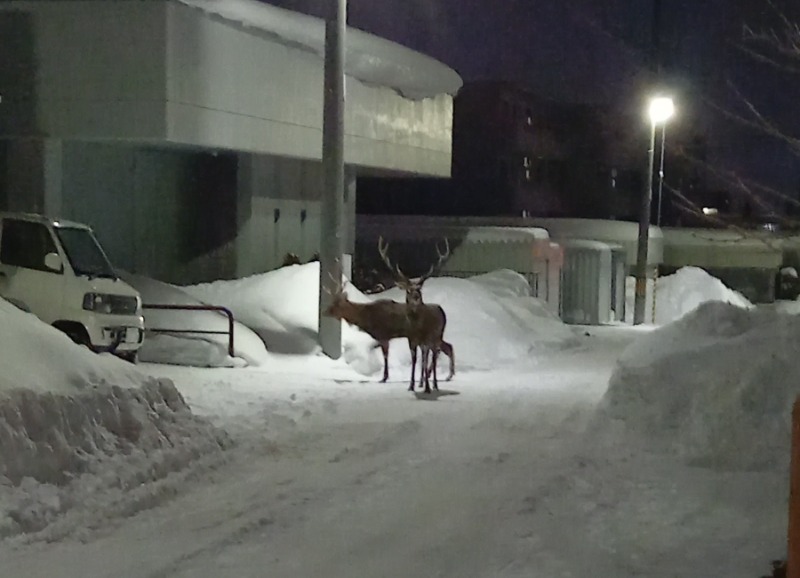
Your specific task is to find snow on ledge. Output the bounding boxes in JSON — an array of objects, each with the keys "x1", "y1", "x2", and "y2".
[
  {"x1": 462, "y1": 227, "x2": 551, "y2": 244},
  {"x1": 177, "y1": 0, "x2": 463, "y2": 100}
]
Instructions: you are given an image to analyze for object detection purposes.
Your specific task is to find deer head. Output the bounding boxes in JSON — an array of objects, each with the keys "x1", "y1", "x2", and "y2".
[
  {"x1": 377, "y1": 236, "x2": 449, "y2": 306},
  {"x1": 322, "y1": 269, "x2": 349, "y2": 319}
]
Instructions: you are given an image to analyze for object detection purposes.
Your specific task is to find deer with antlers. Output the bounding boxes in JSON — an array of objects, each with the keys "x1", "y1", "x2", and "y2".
[
  {"x1": 377, "y1": 236, "x2": 455, "y2": 390},
  {"x1": 322, "y1": 275, "x2": 447, "y2": 393}
]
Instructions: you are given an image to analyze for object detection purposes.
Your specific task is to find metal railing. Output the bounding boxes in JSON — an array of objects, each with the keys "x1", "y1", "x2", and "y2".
[{"x1": 143, "y1": 304, "x2": 235, "y2": 358}]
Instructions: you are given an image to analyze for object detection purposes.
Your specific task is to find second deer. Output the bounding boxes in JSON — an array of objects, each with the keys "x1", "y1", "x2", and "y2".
[{"x1": 377, "y1": 236, "x2": 455, "y2": 390}]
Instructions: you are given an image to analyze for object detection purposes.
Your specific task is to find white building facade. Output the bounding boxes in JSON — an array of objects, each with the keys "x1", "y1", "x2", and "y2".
[{"x1": 0, "y1": 0, "x2": 461, "y2": 283}]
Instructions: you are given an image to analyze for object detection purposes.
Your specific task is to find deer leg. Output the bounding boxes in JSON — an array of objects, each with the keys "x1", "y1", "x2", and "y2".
[
  {"x1": 419, "y1": 345, "x2": 428, "y2": 387},
  {"x1": 426, "y1": 348, "x2": 435, "y2": 378},
  {"x1": 409, "y1": 344, "x2": 417, "y2": 391},
  {"x1": 442, "y1": 341, "x2": 455, "y2": 381},
  {"x1": 420, "y1": 346, "x2": 427, "y2": 390},
  {"x1": 426, "y1": 346, "x2": 437, "y2": 391},
  {"x1": 422, "y1": 346, "x2": 432, "y2": 394},
  {"x1": 431, "y1": 347, "x2": 439, "y2": 391},
  {"x1": 379, "y1": 342, "x2": 389, "y2": 383}
]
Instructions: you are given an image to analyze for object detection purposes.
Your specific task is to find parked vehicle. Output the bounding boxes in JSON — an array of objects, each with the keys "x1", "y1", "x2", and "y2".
[{"x1": 0, "y1": 212, "x2": 144, "y2": 362}]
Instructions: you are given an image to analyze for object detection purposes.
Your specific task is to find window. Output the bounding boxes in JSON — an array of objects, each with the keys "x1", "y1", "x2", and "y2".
[
  {"x1": 55, "y1": 227, "x2": 116, "y2": 278},
  {"x1": 0, "y1": 219, "x2": 59, "y2": 272}
]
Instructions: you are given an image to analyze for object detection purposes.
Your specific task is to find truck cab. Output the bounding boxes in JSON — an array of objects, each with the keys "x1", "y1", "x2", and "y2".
[{"x1": 0, "y1": 212, "x2": 144, "y2": 362}]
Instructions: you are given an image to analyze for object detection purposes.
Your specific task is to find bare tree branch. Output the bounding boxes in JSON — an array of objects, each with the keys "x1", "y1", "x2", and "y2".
[{"x1": 699, "y1": 80, "x2": 800, "y2": 157}]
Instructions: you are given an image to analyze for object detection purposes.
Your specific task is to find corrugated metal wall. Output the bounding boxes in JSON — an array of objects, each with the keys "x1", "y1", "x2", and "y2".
[{"x1": 559, "y1": 241, "x2": 618, "y2": 325}]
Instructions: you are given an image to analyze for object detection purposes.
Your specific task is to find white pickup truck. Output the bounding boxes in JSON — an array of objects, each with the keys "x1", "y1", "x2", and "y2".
[{"x1": 0, "y1": 212, "x2": 145, "y2": 362}]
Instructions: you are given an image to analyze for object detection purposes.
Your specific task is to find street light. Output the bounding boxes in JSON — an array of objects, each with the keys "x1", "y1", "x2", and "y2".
[{"x1": 633, "y1": 95, "x2": 674, "y2": 325}]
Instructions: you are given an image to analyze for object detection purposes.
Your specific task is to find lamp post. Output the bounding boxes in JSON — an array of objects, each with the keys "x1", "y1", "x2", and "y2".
[
  {"x1": 633, "y1": 96, "x2": 674, "y2": 325},
  {"x1": 318, "y1": 0, "x2": 347, "y2": 358},
  {"x1": 656, "y1": 123, "x2": 667, "y2": 227}
]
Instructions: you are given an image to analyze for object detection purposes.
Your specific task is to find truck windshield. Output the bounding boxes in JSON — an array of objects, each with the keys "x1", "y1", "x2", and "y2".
[{"x1": 55, "y1": 227, "x2": 117, "y2": 279}]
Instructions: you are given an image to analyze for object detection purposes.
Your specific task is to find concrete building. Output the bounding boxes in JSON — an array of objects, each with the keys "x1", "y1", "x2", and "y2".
[
  {"x1": 451, "y1": 81, "x2": 644, "y2": 219},
  {"x1": 0, "y1": 0, "x2": 461, "y2": 283}
]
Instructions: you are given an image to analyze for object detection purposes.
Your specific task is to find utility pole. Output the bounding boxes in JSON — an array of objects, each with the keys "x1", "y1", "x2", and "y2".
[
  {"x1": 633, "y1": 118, "x2": 657, "y2": 325},
  {"x1": 318, "y1": 0, "x2": 346, "y2": 358},
  {"x1": 632, "y1": 0, "x2": 664, "y2": 325}
]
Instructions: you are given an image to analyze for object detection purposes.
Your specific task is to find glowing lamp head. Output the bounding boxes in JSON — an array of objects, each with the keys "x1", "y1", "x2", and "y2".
[{"x1": 649, "y1": 96, "x2": 675, "y2": 124}]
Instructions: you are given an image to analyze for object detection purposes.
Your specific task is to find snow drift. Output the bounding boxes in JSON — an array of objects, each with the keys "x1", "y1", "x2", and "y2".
[
  {"x1": 594, "y1": 301, "x2": 798, "y2": 471},
  {"x1": 651, "y1": 266, "x2": 752, "y2": 324},
  {"x1": 184, "y1": 264, "x2": 579, "y2": 377},
  {"x1": 0, "y1": 297, "x2": 231, "y2": 538},
  {"x1": 625, "y1": 266, "x2": 752, "y2": 325},
  {"x1": 121, "y1": 272, "x2": 270, "y2": 368}
]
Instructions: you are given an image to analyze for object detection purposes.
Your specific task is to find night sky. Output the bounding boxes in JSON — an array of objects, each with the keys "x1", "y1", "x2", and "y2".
[
  {"x1": 261, "y1": 0, "x2": 745, "y2": 103},
  {"x1": 265, "y1": 0, "x2": 651, "y2": 104},
  {"x1": 264, "y1": 0, "x2": 799, "y2": 198}
]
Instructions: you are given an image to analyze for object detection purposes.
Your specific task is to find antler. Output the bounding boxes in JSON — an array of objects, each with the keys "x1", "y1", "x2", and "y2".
[
  {"x1": 418, "y1": 238, "x2": 450, "y2": 282},
  {"x1": 322, "y1": 261, "x2": 348, "y2": 297},
  {"x1": 377, "y1": 236, "x2": 411, "y2": 285}
]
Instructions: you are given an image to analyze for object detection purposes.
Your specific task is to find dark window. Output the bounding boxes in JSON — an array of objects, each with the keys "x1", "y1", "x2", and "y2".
[
  {"x1": 55, "y1": 227, "x2": 115, "y2": 278},
  {"x1": 0, "y1": 219, "x2": 58, "y2": 272}
]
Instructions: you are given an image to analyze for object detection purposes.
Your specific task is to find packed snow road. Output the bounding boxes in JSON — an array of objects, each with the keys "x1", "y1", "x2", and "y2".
[{"x1": 0, "y1": 327, "x2": 783, "y2": 577}]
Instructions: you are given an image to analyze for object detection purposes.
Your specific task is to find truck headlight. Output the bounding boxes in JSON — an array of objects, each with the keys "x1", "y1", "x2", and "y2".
[{"x1": 83, "y1": 293, "x2": 113, "y2": 314}]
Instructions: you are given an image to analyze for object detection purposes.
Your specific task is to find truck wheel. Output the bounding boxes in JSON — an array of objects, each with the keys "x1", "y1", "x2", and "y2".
[{"x1": 53, "y1": 322, "x2": 92, "y2": 349}]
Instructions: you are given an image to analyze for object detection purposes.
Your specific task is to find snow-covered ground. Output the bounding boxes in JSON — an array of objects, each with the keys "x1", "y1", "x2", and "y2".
[{"x1": 0, "y1": 265, "x2": 794, "y2": 577}]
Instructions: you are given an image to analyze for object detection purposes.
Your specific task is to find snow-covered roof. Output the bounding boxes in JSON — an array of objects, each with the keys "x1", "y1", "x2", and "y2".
[
  {"x1": 357, "y1": 216, "x2": 551, "y2": 243},
  {"x1": 177, "y1": 0, "x2": 463, "y2": 100},
  {"x1": 462, "y1": 227, "x2": 550, "y2": 244},
  {"x1": 559, "y1": 238, "x2": 622, "y2": 252},
  {"x1": 528, "y1": 218, "x2": 664, "y2": 243},
  {"x1": 662, "y1": 227, "x2": 781, "y2": 251}
]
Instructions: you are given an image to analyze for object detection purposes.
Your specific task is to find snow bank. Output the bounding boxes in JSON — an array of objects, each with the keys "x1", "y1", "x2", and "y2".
[
  {"x1": 0, "y1": 380, "x2": 231, "y2": 537},
  {"x1": 0, "y1": 298, "x2": 146, "y2": 396},
  {"x1": 595, "y1": 301, "x2": 799, "y2": 471},
  {"x1": 184, "y1": 263, "x2": 328, "y2": 356},
  {"x1": 625, "y1": 266, "x2": 753, "y2": 325},
  {"x1": 121, "y1": 273, "x2": 270, "y2": 367},
  {"x1": 379, "y1": 271, "x2": 579, "y2": 372},
  {"x1": 652, "y1": 266, "x2": 752, "y2": 324},
  {"x1": 184, "y1": 264, "x2": 578, "y2": 377},
  {"x1": 0, "y1": 297, "x2": 231, "y2": 538}
]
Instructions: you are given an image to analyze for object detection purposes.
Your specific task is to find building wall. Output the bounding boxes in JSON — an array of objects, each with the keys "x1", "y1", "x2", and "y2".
[
  {"x1": 451, "y1": 82, "x2": 641, "y2": 219},
  {"x1": 0, "y1": 0, "x2": 452, "y2": 285},
  {"x1": 0, "y1": 0, "x2": 455, "y2": 176},
  {"x1": 164, "y1": 3, "x2": 453, "y2": 175},
  {"x1": 235, "y1": 155, "x2": 356, "y2": 278},
  {"x1": 57, "y1": 142, "x2": 239, "y2": 284},
  {"x1": 0, "y1": 139, "x2": 356, "y2": 284},
  {"x1": 0, "y1": 1, "x2": 167, "y2": 140}
]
